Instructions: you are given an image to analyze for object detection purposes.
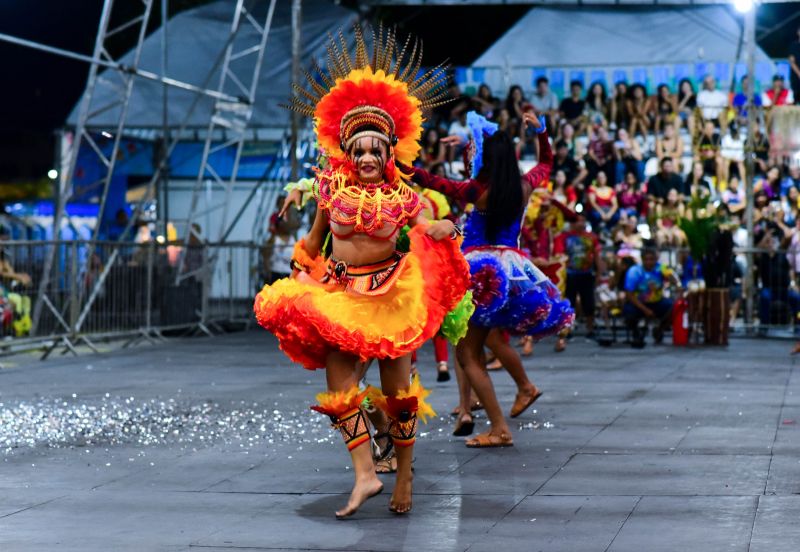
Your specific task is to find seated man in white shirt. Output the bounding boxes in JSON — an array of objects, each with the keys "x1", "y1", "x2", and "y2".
[{"x1": 696, "y1": 75, "x2": 729, "y2": 133}]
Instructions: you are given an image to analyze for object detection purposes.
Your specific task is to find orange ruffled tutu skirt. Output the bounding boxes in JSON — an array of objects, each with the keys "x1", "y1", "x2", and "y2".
[{"x1": 253, "y1": 225, "x2": 470, "y2": 370}]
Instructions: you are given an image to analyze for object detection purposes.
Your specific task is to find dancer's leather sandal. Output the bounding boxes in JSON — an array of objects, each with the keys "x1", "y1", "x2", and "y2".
[
  {"x1": 510, "y1": 389, "x2": 543, "y2": 418},
  {"x1": 465, "y1": 432, "x2": 514, "y2": 448}
]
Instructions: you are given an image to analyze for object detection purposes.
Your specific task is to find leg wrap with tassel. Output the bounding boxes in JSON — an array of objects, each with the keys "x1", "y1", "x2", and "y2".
[
  {"x1": 368, "y1": 375, "x2": 436, "y2": 449},
  {"x1": 310, "y1": 386, "x2": 370, "y2": 451}
]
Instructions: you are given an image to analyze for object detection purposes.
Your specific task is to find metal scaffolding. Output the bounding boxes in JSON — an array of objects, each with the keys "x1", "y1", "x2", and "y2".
[
  {"x1": 177, "y1": 0, "x2": 278, "y2": 285},
  {"x1": 0, "y1": 0, "x2": 280, "y2": 347}
]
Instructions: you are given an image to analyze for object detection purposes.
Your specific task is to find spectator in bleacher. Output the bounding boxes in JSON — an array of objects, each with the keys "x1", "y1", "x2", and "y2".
[
  {"x1": 553, "y1": 214, "x2": 602, "y2": 338},
  {"x1": 697, "y1": 75, "x2": 729, "y2": 133},
  {"x1": 434, "y1": 82, "x2": 471, "y2": 128},
  {"x1": 496, "y1": 108, "x2": 511, "y2": 134},
  {"x1": 559, "y1": 80, "x2": 586, "y2": 130},
  {"x1": 623, "y1": 246, "x2": 679, "y2": 347},
  {"x1": 530, "y1": 77, "x2": 559, "y2": 129},
  {"x1": 655, "y1": 188, "x2": 685, "y2": 247},
  {"x1": 763, "y1": 74, "x2": 795, "y2": 107},
  {"x1": 610, "y1": 81, "x2": 631, "y2": 131},
  {"x1": 756, "y1": 226, "x2": 799, "y2": 332},
  {"x1": 782, "y1": 165, "x2": 800, "y2": 197},
  {"x1": 613, "y1": 128, "x2": 644, "y2": 184},
  {"x1": 757, "y1": 166, "x2": 783, "y2": 203},
  {"x1": 721, "y1": 175, "x2": 746, "y2": 214},
  {"x1": 584, "y1": 81, "x2": 610, "y2": 127},
  {"x1": 446, "y1": 111, "x2": 471, "y2": 162},
  {"x1": 421, "y1": 127, "x2": 446, "y2": 169},
  {"x1": 653, "y1": 83, "x2": 677, "y2": 133},
  {"x1": 505, "y1": 84, "x2": 528, "y2": 125},
  {"x1": 731, "y1": 76, "x2": 762, "y2": 128},
  {"x1": 556, "y1": 122, "x2": 579, "y2": 157},
  {"x1": 748, "y1": 125, "x2": 772, "y2": 177},
  {"x1": 586, "y1": 125, "x2": 614, "y2": 183},
  {"x1": 616, "y1": 170, "x2": 646, "y2": 218},
  {"x1": 697, "y1": 120, "x2": 723, "y2": 182},
  {"x1": 472, "y1": 84, "x2": 500, "y2": 119},
  {"x1": 676, "y1": 78, "x2": 698, "y2": 136},
  {"x1": 790, "y1": 25, "x2": 800, "y2": 105},
  {"x1": 263, "y1": 215, "x2": 296, "y2": 285},
  {"x1": 552, "y1": 139, "x2": 587, "y2": 194},
  {"x1": 655, "y1": 122, "x2": 685, "y2": 171},
  {"x1": 627, "y1": 84, "x2": 652, "y2": 136},
  {"x1": 685, "y1": 161, "x2": 714, "y2": 201},
  {"x1": 586, "y1": 171, "x2": 620, "y2": 233},
  {"x1": 780, "y1": 186, "x2": 799, "y2": 228},
  {"x1": 614, "y1": 214, "x2": 644, "y2": 257},
  {"x1": 647, "y1": 157, "x2": 684, "y2": 204},
  {"x1": 720, "y1": 123, "x2": 746, "y2": 186},
  {"x1": 552, "y1": 169, "x2": 579, "y2": 210},
  {"x1": 0, "y1": 228, "x2": 31, "y2": 288}
]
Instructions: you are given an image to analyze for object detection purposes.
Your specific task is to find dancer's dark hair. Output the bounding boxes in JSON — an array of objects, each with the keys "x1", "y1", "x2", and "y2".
[{"x1": 481, "y1": 131, "x2": 522, "y2": 241}]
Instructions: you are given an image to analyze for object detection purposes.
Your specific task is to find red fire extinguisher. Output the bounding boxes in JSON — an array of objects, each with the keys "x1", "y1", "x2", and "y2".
[{"x1": 672, "y1": 296, "x2": 689, "y2": 346}]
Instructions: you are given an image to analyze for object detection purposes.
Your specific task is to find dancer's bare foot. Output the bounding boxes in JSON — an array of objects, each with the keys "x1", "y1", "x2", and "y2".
[
  {"x1": 521, "y1": 337, "x2": 534, "y2": 356},
  {"x1": 486, "y1": 358, "x2": 503, "y2": 371},
  {"x1": 335, "y1": 475, "x2": 384, "y2": 519},
  {"x1": 389, "y1": 473, "x2": 413, "y2": 514}
]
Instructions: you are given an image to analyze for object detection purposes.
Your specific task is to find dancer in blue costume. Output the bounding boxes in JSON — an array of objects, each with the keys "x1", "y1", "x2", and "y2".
[{"x1": 408, "y1": 109, "x2": 574, "y2": 447}]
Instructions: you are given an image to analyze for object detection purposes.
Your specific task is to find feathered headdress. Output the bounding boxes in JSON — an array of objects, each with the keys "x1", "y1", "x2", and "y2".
[{"x1": 285, "y1": 24, "x2": 450, "y2": 167}]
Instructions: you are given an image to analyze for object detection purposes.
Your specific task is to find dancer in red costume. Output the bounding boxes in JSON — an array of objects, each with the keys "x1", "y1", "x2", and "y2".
[{"x1": 256, "y1": 26, "x2": 471, "y2": 516}]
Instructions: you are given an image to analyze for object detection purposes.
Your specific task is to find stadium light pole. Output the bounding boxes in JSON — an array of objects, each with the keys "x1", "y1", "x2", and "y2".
[
  {"x1": 290, "y1": 0, "x2": 302, "y2": 181},
  {"x1": 739, "y1": 0, "x2": 757, "y2": 333}
]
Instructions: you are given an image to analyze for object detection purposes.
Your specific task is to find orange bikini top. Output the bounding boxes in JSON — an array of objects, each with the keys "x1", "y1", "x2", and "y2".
[{"x1": 315, "y1": 168, "x2": 421, "y2": 240}]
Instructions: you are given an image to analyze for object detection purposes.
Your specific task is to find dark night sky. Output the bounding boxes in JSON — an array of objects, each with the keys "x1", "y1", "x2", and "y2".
[{"x1": 0, "y1": 0, "x2": 796, "y2": 181}]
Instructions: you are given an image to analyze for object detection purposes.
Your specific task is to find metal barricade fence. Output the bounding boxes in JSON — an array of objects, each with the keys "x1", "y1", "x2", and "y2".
[
  {"x1": 592, "y1": 243, "x2": 797, "y2": 338},
  {"x1": 2, "y1": 237, "x2": 796, "y2": 354},
  {"x1": 0, "y1": 239, "x2": 262, "y2": 355}
]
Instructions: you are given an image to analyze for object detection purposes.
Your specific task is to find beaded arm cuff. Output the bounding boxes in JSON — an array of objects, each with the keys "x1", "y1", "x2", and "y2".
[{"x1": 283, "y1": 178, "x2": 318, "y2": 210}]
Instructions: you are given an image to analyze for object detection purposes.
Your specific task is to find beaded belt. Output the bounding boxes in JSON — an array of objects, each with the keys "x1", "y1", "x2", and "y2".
[{"x1": 323, "y1": 252, "x2": 407, "y2": 296}]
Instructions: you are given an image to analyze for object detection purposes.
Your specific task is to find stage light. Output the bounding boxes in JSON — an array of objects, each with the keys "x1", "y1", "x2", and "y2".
[
  {"x1": 733, "y1": 0, "x2": 753, "y2": 13},
  {"x1": 101, "y1": 131, "x2": 113, "y2": 138},
  {"x1": 47, "y1": 169, "x2": 58, "y2": 180}
]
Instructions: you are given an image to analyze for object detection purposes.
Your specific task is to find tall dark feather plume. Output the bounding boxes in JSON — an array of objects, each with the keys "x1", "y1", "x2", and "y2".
[{"x1": 284, "y1": 23, "x2": 452, "y2": 117}]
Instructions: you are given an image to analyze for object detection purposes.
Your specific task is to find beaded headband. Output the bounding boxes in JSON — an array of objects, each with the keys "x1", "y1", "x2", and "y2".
[{"x1": 339, "y1": 106, "x2": 397, "y2": 151}]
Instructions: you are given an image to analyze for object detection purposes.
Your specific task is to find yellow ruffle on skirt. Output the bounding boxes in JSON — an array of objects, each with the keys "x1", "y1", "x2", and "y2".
[{"x1": 254, "y1": 225, "x2": 470, "y2": 369}]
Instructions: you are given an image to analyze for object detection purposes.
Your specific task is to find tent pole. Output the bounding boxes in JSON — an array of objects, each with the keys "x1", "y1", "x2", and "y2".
[
  {"x1": 159, "y1": 0, "x2": 170, "y2": 237},
  {"x1": 290, "y1": 0, "x2": 302, "y2": 182},
  {"x1": 744, "y1": 6, "x2": 756, "y2": 335}
]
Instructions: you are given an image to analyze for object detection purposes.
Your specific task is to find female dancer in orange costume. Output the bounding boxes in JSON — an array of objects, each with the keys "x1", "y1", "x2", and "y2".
[{"x1": 254, "y1": 26, "x2": 470, "y2": 517}]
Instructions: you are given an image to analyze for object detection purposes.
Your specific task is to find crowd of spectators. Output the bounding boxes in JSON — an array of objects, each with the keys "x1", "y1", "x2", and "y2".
[{"x1": 413, "y1": 67, "x2": 800, "y2": 338}]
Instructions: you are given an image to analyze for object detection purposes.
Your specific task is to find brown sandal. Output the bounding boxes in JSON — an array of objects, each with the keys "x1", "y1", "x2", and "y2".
[
  {"x1": 465, "y1": 431, "x2": 513, "y2": 448},
  {"x1": 375, "y1": 453, "x2": 397, "y2": 474},
  {"x1": 510, "y1": 389, "x2": 543, "y2": 418}
]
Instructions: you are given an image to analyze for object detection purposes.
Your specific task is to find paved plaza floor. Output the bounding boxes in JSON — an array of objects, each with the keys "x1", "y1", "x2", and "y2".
[{"x1": 0, "y1": 331, "x2": 798, "y2": 551}]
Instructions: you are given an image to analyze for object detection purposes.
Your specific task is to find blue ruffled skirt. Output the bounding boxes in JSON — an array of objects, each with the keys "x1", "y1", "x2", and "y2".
[{"x1": 466, "y1": 247, "x2": 574, "y2": 339}]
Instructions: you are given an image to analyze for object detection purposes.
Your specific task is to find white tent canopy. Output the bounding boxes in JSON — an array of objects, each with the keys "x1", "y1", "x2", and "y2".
[
  {"x1": 470, "y1": 6, "x2": 774, "y2": 94},
  {"x1": 67, "y1": 0, "x2": 357, "y2": 130}
]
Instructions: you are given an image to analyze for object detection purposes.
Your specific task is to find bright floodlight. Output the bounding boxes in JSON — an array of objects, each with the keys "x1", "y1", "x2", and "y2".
[
  {"x1": 733, "y1": 0, "x2": 753, "y2": 13},
  {"x1": 47, "y1": 169, "x2": 58, "y2": 180}
]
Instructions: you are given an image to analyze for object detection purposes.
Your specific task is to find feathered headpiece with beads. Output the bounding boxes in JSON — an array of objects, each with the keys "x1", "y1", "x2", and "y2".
[{"x1": 285, "y1": 24, "x2": 450, "y2": 167}]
